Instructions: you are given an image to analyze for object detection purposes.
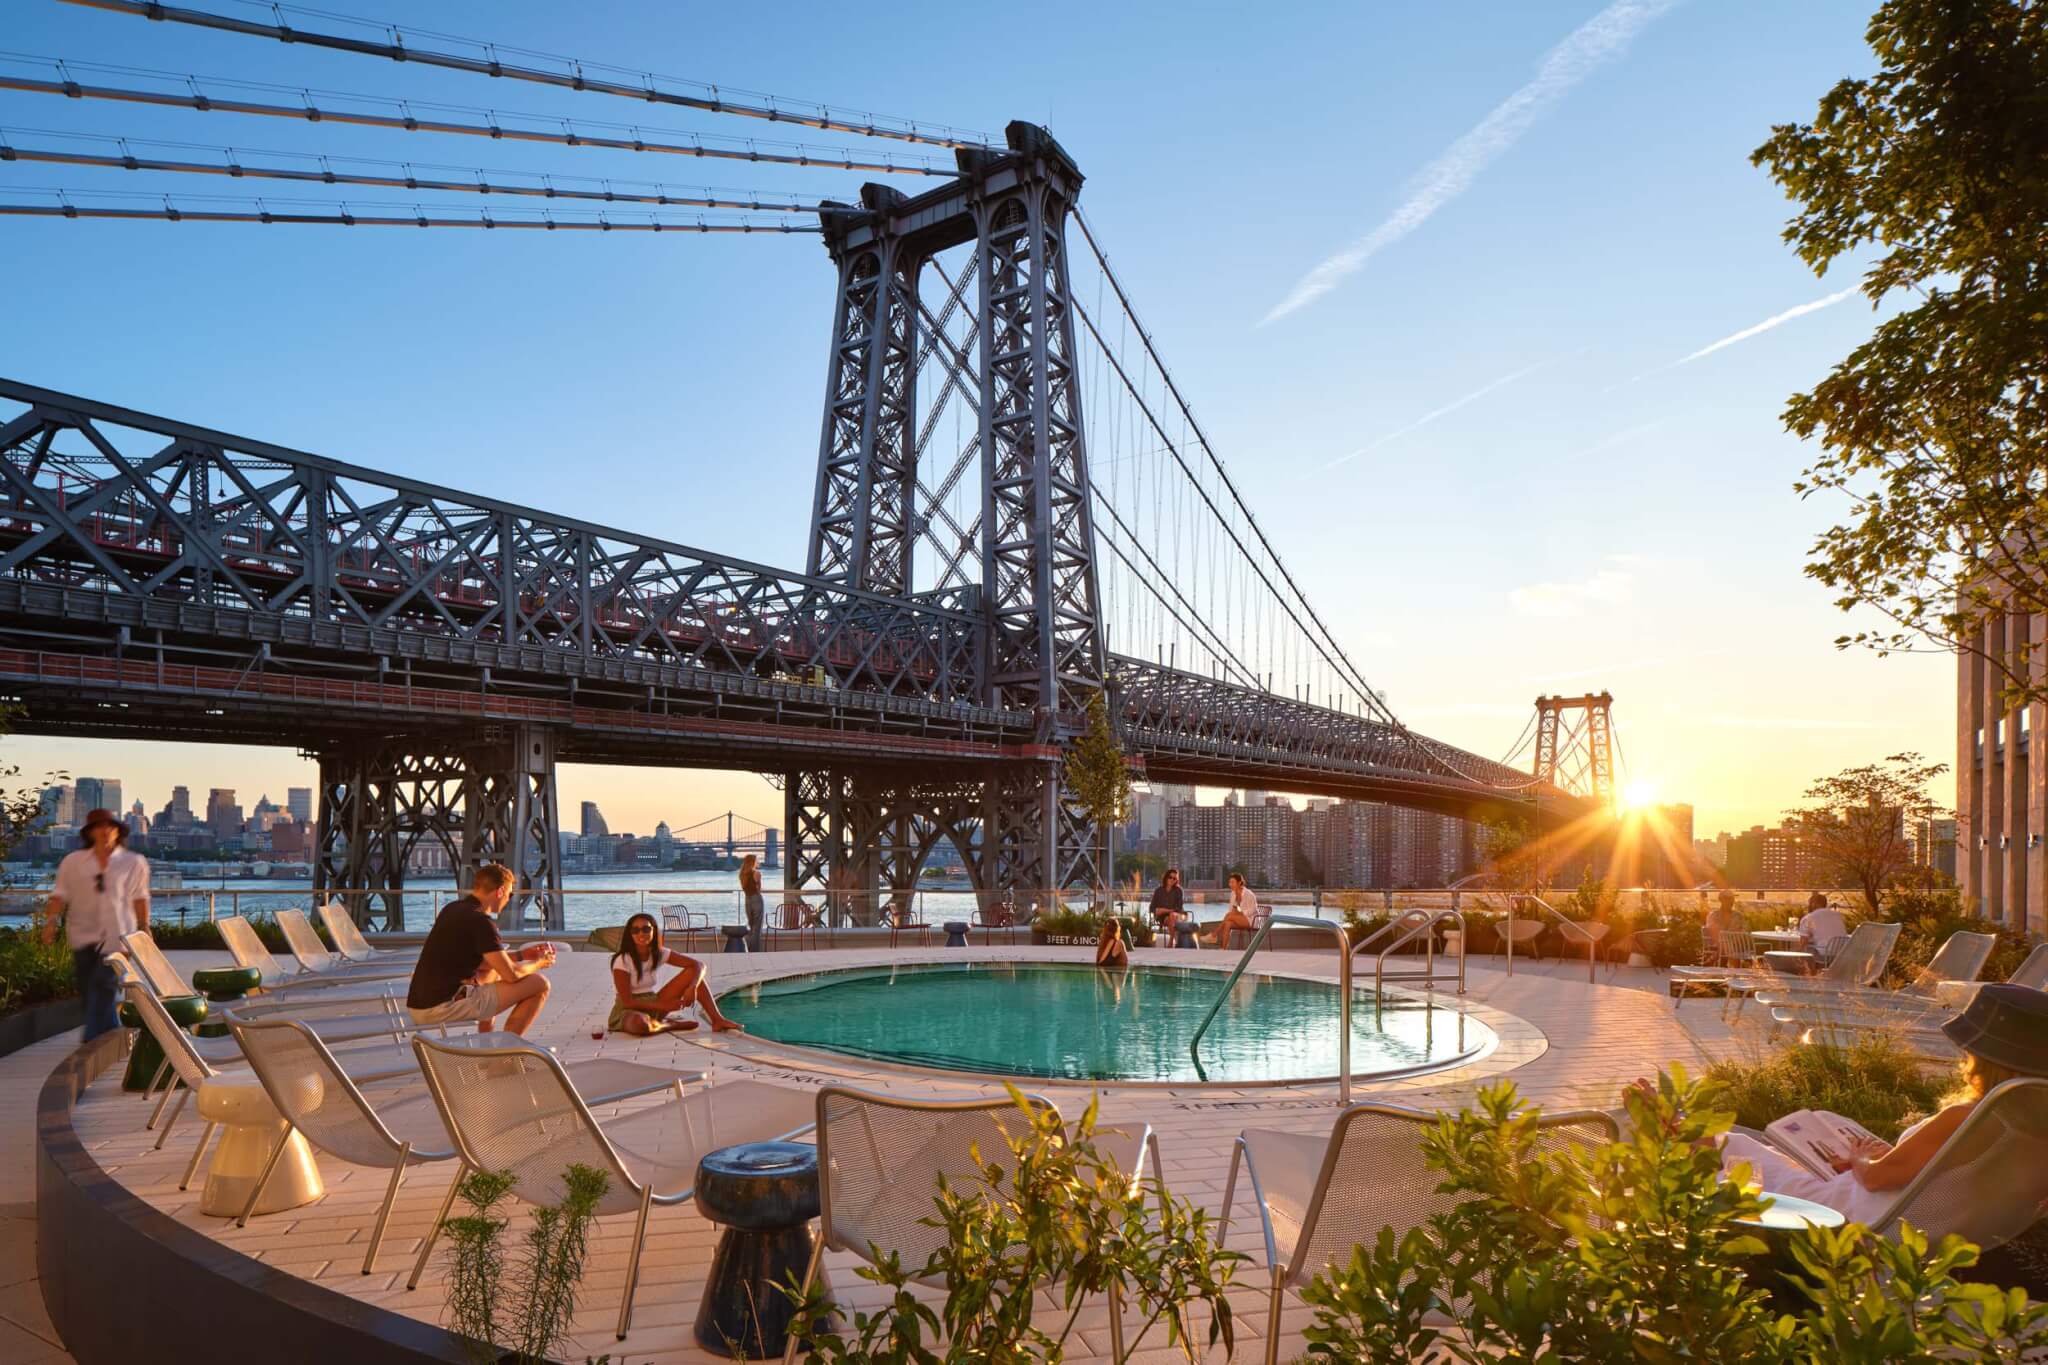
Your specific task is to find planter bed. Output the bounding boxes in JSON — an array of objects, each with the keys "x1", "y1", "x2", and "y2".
[{"x1": 0, "y1": 995, "x2": 81, "y2": 1059}]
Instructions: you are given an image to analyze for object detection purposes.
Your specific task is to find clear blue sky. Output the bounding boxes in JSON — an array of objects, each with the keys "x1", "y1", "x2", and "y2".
[{"x1": 0, "y1": 0, "x2": 1945, "y2": 838}]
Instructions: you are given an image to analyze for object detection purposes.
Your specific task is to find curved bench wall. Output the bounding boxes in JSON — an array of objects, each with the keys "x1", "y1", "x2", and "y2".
[{"x1": 36, "y1": 1032, "x2": 472, "y2": 1365}]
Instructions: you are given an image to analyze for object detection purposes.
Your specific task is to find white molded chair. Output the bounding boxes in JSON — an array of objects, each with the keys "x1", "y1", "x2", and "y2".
[
  {"x1": 275, "y1": 908, "x2": 413, "y2": 983},
  {"x1": 1220, "y1": 1101, "x2": 1619, "y2": 1365},
  {"x1": 785, "y1": 1086, "x2": 1167, "y2": 1364},
  {"x1": 228, "y1": 1016, "x2": 702, "y2": 1270},
  {"x1": 318, "y1": 901, "x2": 423, "y2": 966},
  {"x1": 408, "y1": 1034, "x2": 817, "y2": 1339}
]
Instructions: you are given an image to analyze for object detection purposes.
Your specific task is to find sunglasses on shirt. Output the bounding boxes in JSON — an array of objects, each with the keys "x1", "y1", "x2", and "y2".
[{"x1": 95, "y1": 872, "x2": 104, "y2": 893}]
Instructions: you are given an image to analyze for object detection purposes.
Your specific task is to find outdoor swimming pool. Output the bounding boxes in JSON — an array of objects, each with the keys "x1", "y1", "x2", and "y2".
[{"x1": 719, "y1": 961, "x2": 1494, "y2": 1084}]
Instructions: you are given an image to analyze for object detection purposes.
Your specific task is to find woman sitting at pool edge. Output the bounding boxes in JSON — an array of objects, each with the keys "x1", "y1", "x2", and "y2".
[
  {"x1": 1096, "y1": 916, "x2": 1129, "y2": 970},
  {"x1": 609, "y1": 912, "x2": 744, "y2": 1035}
]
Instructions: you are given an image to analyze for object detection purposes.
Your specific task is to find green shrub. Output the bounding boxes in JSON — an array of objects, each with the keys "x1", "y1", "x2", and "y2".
[
  {"x1": 1032, "y1": 905, "x2": 1099, "y2": 939},
  {"x1": 0, "y1": 927, "x2": 75, "y2": 1016},
  {"x1": 1300, "y1": 1070, "x2": 2048, "y2": 1363},
  {"x1": 784, "y1": 1089, "x2": 1240, "y2": 1363},
  {"x1": 1704, "y1": 1033, "x2": 1951, "y2": 1142},
  {"x1": 441, "y1": 1163, "x2": 611, "y2": 1365}
]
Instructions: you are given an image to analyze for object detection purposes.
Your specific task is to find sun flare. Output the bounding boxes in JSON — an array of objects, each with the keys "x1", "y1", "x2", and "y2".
[{"x1": 1620, "y1": 778, "x2": 1662, "y2": 812}]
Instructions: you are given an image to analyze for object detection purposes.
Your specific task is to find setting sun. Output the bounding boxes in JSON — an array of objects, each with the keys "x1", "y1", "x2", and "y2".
[{"x1": 1620, "y1": 778, "x2": 1663, "y2": 812}]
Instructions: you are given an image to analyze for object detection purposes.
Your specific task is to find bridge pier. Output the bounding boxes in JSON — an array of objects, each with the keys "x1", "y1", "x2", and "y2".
[
  {"x1": 783, "y1": 768, "x2": 992, "y2": 920},
  {"x1": 312, "y1": 724, "x2": 563, "y2": 933}
]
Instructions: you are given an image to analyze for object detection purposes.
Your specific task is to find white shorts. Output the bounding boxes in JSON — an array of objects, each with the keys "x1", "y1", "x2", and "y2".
[{"x1": 409, "y1": 981, "x2": 506, "y2": 1027}]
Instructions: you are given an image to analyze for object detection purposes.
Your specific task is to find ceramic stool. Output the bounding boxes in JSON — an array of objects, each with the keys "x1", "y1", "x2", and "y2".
[
  {"x1": 693, "y1": 1142, "x2": 823, "y2": 1358},
  {"x1": 195, "y1": 1076, "x2": 323, "y2": 1218},
  {"x1": 721, "y1": 924, "x2": 752, "y2": 953},
  {"x1": 1173, "y1": 922, "x2": 1199, "y2": 950},
  {"x1": 943, "y1": 920, "x2": 971, "y2": 948},
  {"x1": 119, "y1": 994, "x2": 208, "y2": 1092}
]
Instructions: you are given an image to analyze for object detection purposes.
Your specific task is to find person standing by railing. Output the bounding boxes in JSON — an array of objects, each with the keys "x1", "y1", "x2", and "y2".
[
  {"x1": 739, "y1": 853, "x2": 765, "y2": 952},
  {"x1": 40, "y1": 808, "x2": 149, "y2": 1042}
]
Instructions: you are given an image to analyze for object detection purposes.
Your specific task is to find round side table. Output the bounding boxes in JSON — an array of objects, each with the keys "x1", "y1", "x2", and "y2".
[
  {"x1": 1173, "y1": 922, "x2": 1200, "y2": 950},
  {"x1": 119, "y1": 994, "x2": 208, "y2": 1091},
  {"x1": 720, "y1": 924, "x2": 753, "y2": 954},
  {"x1": 693, "y1": 1142, "x2": 824, "y2": 1358},
  {"x1": 943, "y1": 920, "x2": 971, "y2": 948}
]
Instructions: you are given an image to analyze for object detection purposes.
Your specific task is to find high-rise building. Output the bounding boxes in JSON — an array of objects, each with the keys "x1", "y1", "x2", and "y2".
[
  {"x1": 581, "y1": 801, "x2": 609, "y2": 839},
  {"x1": 74, "y1": 777, "x2": 120, "y2": 817},
  {"x1": 1914, "y1": 816, "x2": 1958, "y2": 883},
  {"x1": 1958, "y1": 600, "x2": 2046, "y2": 929},
  {"x1": 167, "y1": 786, "x2": 193, "y2": 828},
  {"x1": 287, "y1": 787, "x2": 312, "y2": 823},
  {"x1": 206, "y1": 788, "x2": 243, "y2": 841},
  {"x1": 126, "y1": 800, "x2": 149, "y2": 837}
]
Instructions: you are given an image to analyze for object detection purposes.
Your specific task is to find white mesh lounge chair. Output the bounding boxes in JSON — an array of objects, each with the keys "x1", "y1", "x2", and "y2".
[
  {"x1": 318, "y1": 901, "x2": 423, "y2": 966},
  {"x1": 408, "y1": 1034, "x2": 817, "y2": 1339},
  {"x1": 116, "y1": 936, "x2": 435, "y2": 1114},
  {"x1": 114, "y1": 974, "x2": 506, "y2": 1169},
  {"x1": 275, "y1": 909, "x2": 414, "y2": 983},
  {"x1": 1679, "y1": 921, "x2": 1901, "y2": 1017},
  {"x1": 217, "y1": 914, "x2": 407, "y2": 998},
  {"x1": 784, "y1": 1086, "x2": 1166, "y2": 1364},
  {"x1": 225, "y1": 1017, "x2": 702, "y2": 1270},
  {"x1": 1936, "y1": 942, "x2": 2048, "y2": 1012},
  {"x1": 1220, "y1": 1101, "x2": 1619, "y2": 1365},
  {"x1": 1760, "y1": 930, "x2": 1996, "y2": 1038}
]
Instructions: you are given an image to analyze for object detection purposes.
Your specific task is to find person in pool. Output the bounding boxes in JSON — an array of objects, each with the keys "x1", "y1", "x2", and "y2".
[
  {"x1": 1096, "y1": 916, "x2": 1130, "y2": 971},
  {"x1": 608, "y1": 912, "x2": 744, "y2": 1035}
]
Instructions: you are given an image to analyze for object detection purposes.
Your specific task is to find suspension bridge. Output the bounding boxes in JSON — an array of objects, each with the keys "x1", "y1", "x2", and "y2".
[{"x1": 0, "y1": 0, "x2": 1609, "y2": 929}]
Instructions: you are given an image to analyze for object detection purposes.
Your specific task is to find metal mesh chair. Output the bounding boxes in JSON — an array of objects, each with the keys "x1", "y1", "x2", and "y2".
[
  {"x1": 227, "y1": 1017, "x2": 702, "y2": 1270},
  {"x1": 883, "y1": 898, "x2": 930, "y2": 950},
  {"x1": 659, "y1": 904, "x2": 710, "y2": 955},
  {"x1": 217, "y1": 914, "x2": 408, "y2": 1002},
  {"x1": 1872, "y1": 1078, "x2": 2048, "y2": 1249},
  {"x1": 319, "y1": 901, "x2": 422, "y2": 966},
  {"x1": 119, "y1": 928, "x2": 196, "y2": 998},
  {"x1": 767, "y1": 898, "x2": 821, "y2": 952},
  {"x1": 1760, "y1": 928, "x2": 1991, "y2": 1036},
  {"x1": 971, "y1": 903, "x2": 1019, "y2": 947},
  {"x1": 793, "y1": 1086, "x2": 1147, "y2": 1364},
  {"x1": 1494, "y1": 917, "x2": 1544, "y2": 960},
  {"x1": 276, "y1": 909, "x2": 413, "y2": 983},
  {"x1": 1220, "y1": 1101, "x2": 1619, "y2": 1365},
  {"x1": 1690, "y1": 921, "x2": 1903, "y2": 1018},
  {"x1": 409, "y1": 1035, "x2": 815, "y2": 1339}
]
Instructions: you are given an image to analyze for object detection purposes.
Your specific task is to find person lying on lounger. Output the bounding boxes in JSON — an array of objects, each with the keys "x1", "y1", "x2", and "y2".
[{"x1": 608, "y1": 912, "x2": 744, "y2": 1035}]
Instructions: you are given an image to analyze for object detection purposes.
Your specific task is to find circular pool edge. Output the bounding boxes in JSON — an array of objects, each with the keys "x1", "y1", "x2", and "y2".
[{"x1": 712, "y1": 952, "x2": 1532, "y2": 1090}]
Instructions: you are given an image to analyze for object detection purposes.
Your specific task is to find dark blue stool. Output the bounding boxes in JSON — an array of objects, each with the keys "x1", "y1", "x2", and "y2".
[
  {"x1": 1174, "y1": 922, "x2": 1199, "y2": 950},
  {"x1": 721, "y1": 924, "x2": 752, "y2": 953},
  {"x1": 943, "y1": 920, "x2": 971, "y2": 947},
  {"x1": 693, "y1": 1142, "x2": 824, "y2": 1358}
]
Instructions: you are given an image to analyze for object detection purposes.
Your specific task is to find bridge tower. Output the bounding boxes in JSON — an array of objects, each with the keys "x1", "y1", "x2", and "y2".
[
  {"x1": 792, "y1": 122, "x2": 1107, "y2": 910},
  {"x1": 1532, "y1": 692, "x2": 1617, "y2": 810}
]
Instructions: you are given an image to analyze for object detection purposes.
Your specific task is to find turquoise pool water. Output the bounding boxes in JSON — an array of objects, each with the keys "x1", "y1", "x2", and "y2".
[{"x1": 719, "y1": 962, "x2": 1493, "y2": 1084}]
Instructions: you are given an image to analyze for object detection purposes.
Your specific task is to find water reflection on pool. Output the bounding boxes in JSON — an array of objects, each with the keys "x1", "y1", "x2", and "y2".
[{"x1": 720, "y1": 961, "x2": 1493, "y2": 1084}]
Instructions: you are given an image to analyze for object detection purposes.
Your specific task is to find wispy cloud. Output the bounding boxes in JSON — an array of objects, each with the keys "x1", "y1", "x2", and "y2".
[
  {"x1": 1261, "y1": 0, "x2": 1681, "y2": 325},
  {"x1": 1676, "y1": 285, "x2": 1861, "y2": 365},
  {"x1": 1556, "y1": 418, "x2": 1668, "y2": 463},
  {"x1": 1510, "y1": 560, "x2": 1635, "y2": 618},
  {"x1": 1696, "y1": 714, "x2": 1886, "y2": 731},
  {"x1": 1628, "y1": 286, "x2": 1862, "y2": 382},
  {"x1": 1321, "y1": 360, "x2": 1545, "y2": 470}
]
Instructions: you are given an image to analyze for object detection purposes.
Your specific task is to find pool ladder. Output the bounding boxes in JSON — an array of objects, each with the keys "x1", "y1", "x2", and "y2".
[
  {"x1": 1353, "y1": 907, "x2": 1467, "y2": 998},
  {"x1": 1188, "y1": 914, "x2": 1356, "y2": 1102}
]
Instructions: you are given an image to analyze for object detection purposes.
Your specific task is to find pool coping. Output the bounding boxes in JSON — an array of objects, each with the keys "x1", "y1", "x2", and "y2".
[{"x1": 710, "y1": 951, "x2": 1546, "y2": 1092}]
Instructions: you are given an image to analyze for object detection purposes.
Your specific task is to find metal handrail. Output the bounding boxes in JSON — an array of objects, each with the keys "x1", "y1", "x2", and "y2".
[
  {"x1": 1507, "y1": 894, "x2": 1598, "y2": 983},
  {"x1": 1189, "y1": 913, "x2": 1355, "y2": 1103},
  {"x1": 1374, "y1": 907, "x2": 1466, "y2": 997},
  {"x1": 1347, "y1": 907, "x2": 1434, "y2": 958}
]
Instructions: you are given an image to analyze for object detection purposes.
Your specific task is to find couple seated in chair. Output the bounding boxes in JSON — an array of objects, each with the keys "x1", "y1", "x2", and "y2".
[{"x1": 1643, "y1": 984, "x2": 2048, "y2": 1228}]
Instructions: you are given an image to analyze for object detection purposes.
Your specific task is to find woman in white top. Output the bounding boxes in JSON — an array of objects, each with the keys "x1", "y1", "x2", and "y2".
[
  {"x1": 1209, "y1": 873, "x2": 1260, "y2": 948},
  {"x1": 1715, "y1": 984, "x2": 2048, "y2": 1230},
  {"x1": 607, "y1": 912, "x2": 743, "y2": 1035}
]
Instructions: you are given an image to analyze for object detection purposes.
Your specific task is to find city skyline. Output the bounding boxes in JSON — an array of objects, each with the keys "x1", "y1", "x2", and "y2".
[{"x1": 3, "y1": 0, "x2": 1951, "y2": 844}]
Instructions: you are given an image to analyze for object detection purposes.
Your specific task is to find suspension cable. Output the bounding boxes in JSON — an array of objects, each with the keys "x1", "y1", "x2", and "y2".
[
  {"x1": 1, "y1": 186, "x2": 819, "y2": 231},
  {"x1": 0, "y1": 54, "x2": 955, "y2": 175},
  {"x1": 0, "y1": 136, "x2": 833, "y2": 211},
  {"x1": 63, "y1": 0, "x2": 993, "y2": 150}
]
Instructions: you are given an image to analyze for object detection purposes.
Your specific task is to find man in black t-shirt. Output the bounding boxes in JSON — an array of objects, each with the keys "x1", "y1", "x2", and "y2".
[{"x1": 406, "y1": 864, "x2": 555, "y2": 1035}]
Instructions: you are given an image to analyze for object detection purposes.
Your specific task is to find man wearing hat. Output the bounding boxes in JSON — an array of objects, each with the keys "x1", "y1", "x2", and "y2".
[
  {"x1": 1716, "y1": 983, "x2": 2048, "y2": 1231},
  {"x1": 40, "y1": 808, "x2": 151, "y2": 1041}
]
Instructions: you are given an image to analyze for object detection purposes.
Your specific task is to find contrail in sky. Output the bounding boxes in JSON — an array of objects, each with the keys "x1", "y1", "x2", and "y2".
[
  {"x1": 1262, "y1": 0, "x2": 1682, "y2": 325},
  {"x1": 1673, "y1": 285, "x2": 1860, "y2": 365},
  {"x1": 1322, "y1": 360, "x2": 1545, "y2": 470}
]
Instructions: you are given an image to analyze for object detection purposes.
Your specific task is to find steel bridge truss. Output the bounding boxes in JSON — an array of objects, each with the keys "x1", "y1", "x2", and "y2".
[{"x1": 800, "y1": 122, "x2": 1107, "y2": 899}]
